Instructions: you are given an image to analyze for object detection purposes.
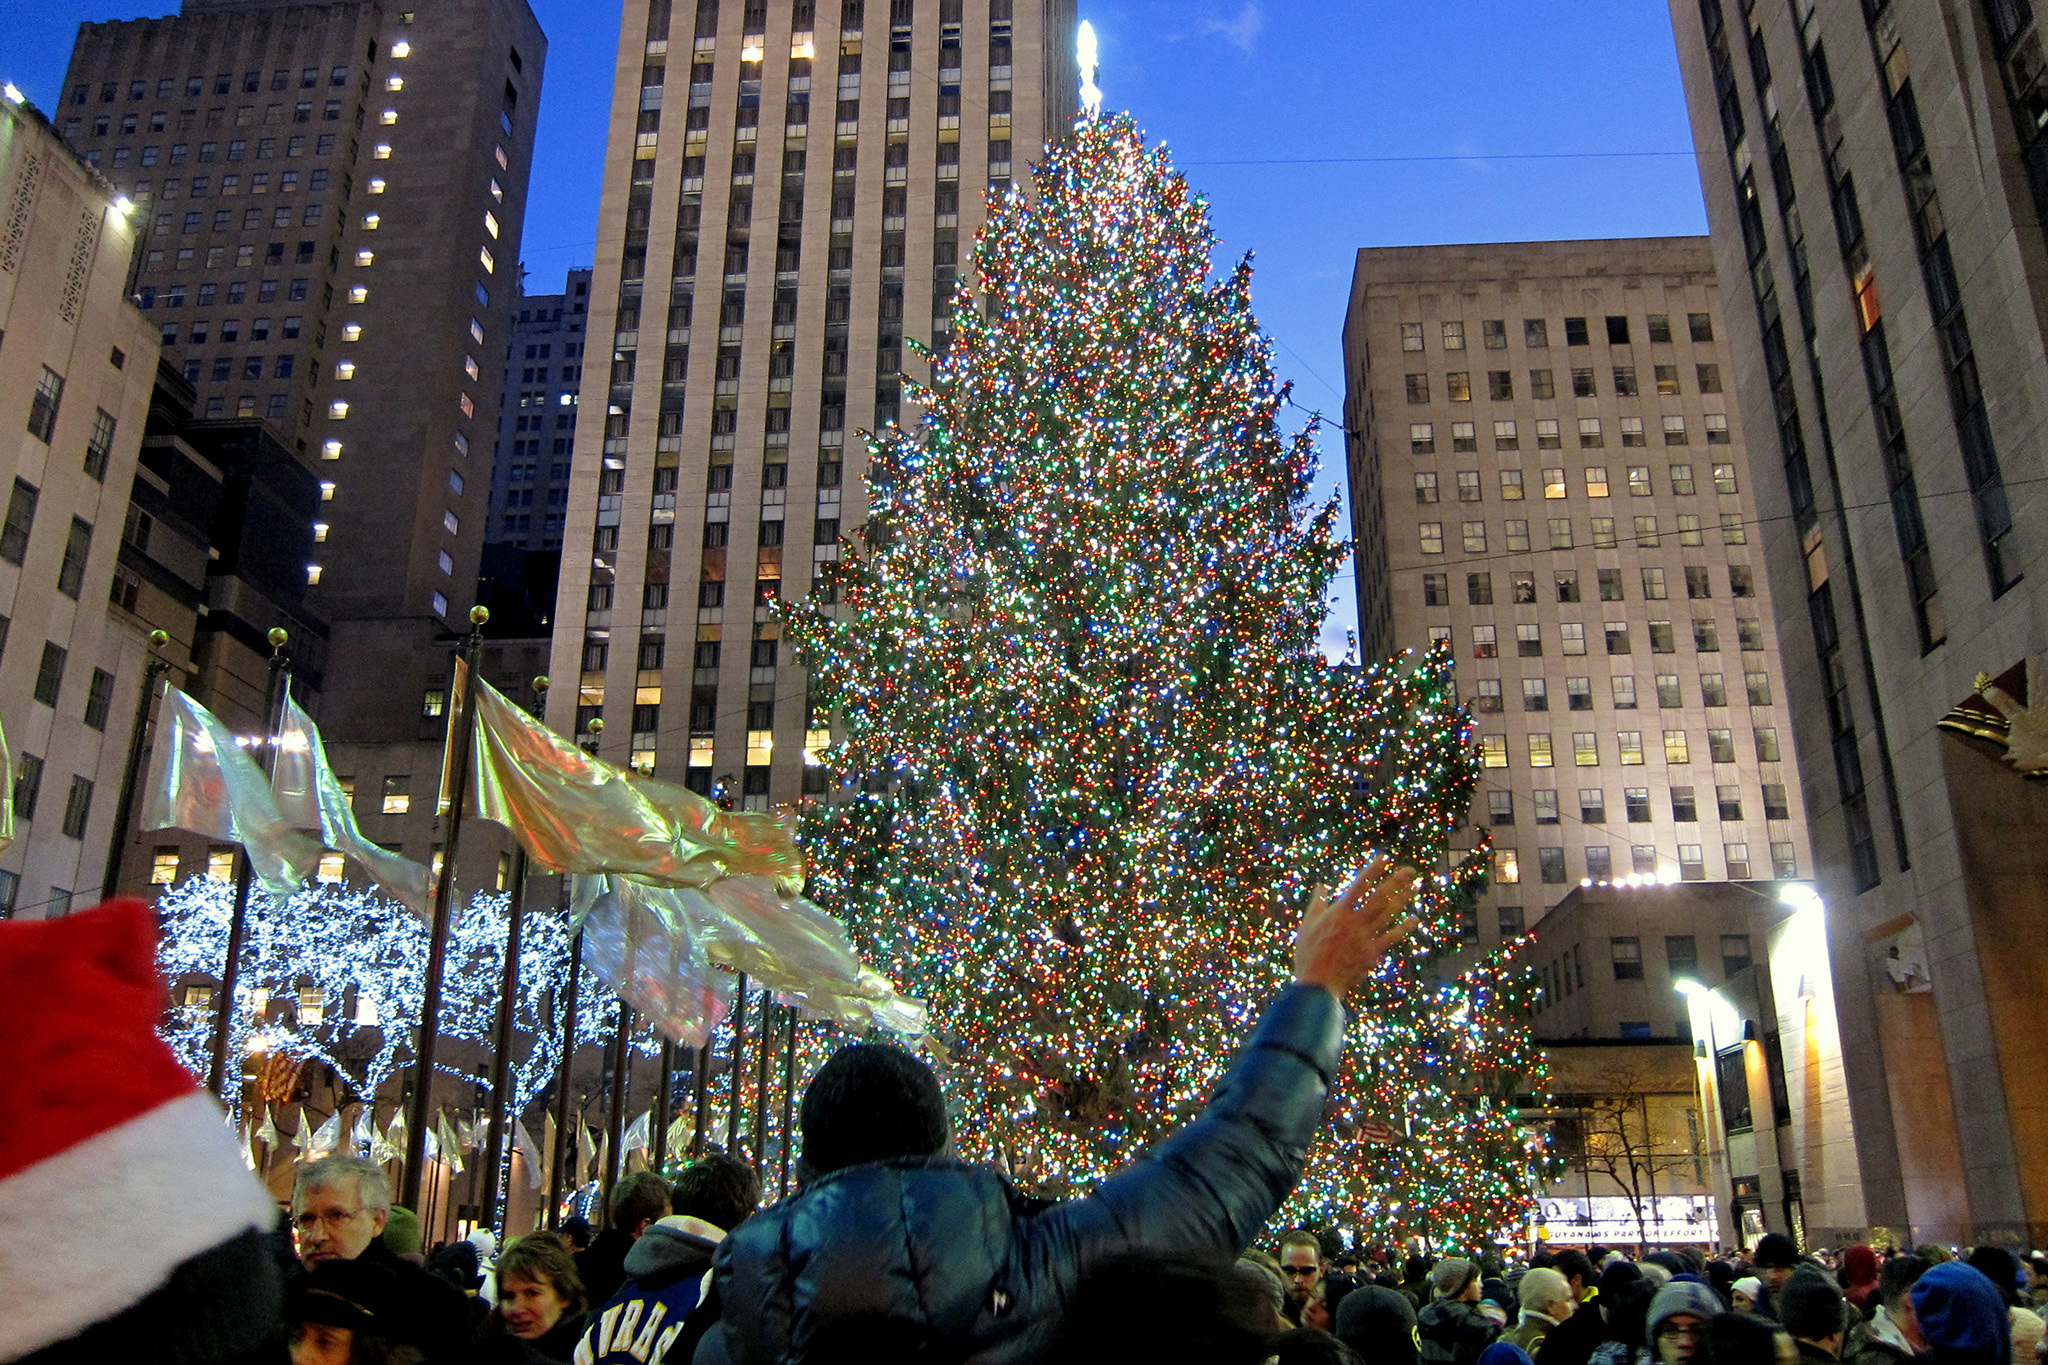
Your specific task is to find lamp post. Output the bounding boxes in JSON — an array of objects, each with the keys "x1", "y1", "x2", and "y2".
[{"x1": 1676, "y1": 978, "x2": 1730, "y2": 1251}]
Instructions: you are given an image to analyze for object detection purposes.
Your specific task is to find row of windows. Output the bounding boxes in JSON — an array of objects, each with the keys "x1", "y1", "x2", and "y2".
[
  {"x1": 1403, "y1": 365, "x2": 1721, "y2": 404},
  {"x1": 1416, "y1": 514, "x2": 1749, "y2": 555},
  {"x1": 1487, "y1": 783, "x2": 1788, "y2": 826},
  {"x1": 1414, "y1": 462, "x2": 1740, "y2": 499},
  {"x1": 162, "y1": 315, "x2": 309, "y2": 346},
  {"x1": 1424, "y1": 564, "x2": 1755, "y2": 606},
  {"x1": 12, "y1": 754, "x2": 98, "y2": 844},
  {"x1": 1470, "y1": 670, "x2": 1773, "y2": 711},
  {"x1": 1442, "y1": 617, "x2": 1768, "y2": 656},
  {"x1": 105, "y1": 140, "x2": 339, "y2": 193},
  {"x1": 76, "y1": 67, "x2": 353, "y2": 105},
  {"x1": 140, "y1": 274, "x2": 317, "y2": 308},
  {"x1": 1401, "y1": 314, "x2": 1716, "y2": 351},
  {"x1": 1478, "y1": 726, "x2": 1778, "y2": 768},
  {"x1": 152, "y1": 200, "x2": 329, "y2": 233},
  {"x1": 1506, "y1": 838, "x2": 1793, "y2": 887},
  {"x1": 1409, "y1": 417, "x2": 1730, "y2": 453}
]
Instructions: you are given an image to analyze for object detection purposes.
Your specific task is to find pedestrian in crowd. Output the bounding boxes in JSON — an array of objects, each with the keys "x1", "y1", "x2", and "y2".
[
  {"x1": 1508, "y1": 1268, "x2": 1578, "y2": 1356},
  {"x1": 1848, "y1": 1256, "x2": 1930, "y2": 1365},
  {"x1": 1910, "y1": 1262, "x2": 2010, "y2": 1365},
  {"x1": 1578, "y1": 1264, "x2": 1655, "y2": 1365},
  {"x1": 1337, "y1": 1283, "x2": 1423, "y2": 1365},
  {"x1": 1405, "y1": 1258, "x2": 1444, "y2": 1309},
  {"x1": 1282, "y1": 1229, "x2": 1333, "y2": 1326},
  {"x1": 478, "y1": 1232, "x2": 588, "y2": 1362},
  {"x1": 1917, "y1": 1249, "x2": 1954, "y2": 1269},
  {"x1": 577, "y1": 1171, "x2": 672, "y2": 1308},
  {"x1": 1965, "y1": 1248, "x2": 2045, "y2": 1364},
  {"x1": 560, "y1": 1217, "x2": 592, "y2": 1252},
  {"x1": 286, "y1": 1256, "x2": 432, "y2": 1365},
  {"x1": 382, "y1": 1208, "x2": 425, "y2": 1268},
  {"x1": 1697, "y1": 1312, "x2": 1799, "y2": 1365},
  {"x1": 578, "y1": 1152, "x2": 761, "y2": 1365},
  {"x1": 1779, "y1": 1264, "x2": 1850, "y2": 1365},
  {"x1": 1752, "y1": 1238, "x2": 1803, "y2": 1322},
  {"x1": 469, "y1": 1229, "x2": 500, "y2": 1306},
  {"x1": 691, "y1": 859, "x2": 1422, "y2": 1365},
  {"x1": 2025, "y1": 1259, "x2": 2048, "y2": 1317},
  {"x1": 1647, "y1": 1280, "x2": 1728, "y2": 1365},
  {"x1": 1309, "y1": 1272, "x2": 1364, "y2": 1335},
  {"x1": 1240, "y1": 1256, "x2": 1297, "y2": 1334},
  {"x1": 1843, "y1": 1249, "x2": 1883, "y2": 1319},
  {"x1": 1541, "y1": 1258, "x2": 1633, "y2": 1365},
  {"x1": 0, "y1": 901, "x2": 285, "y2": 1365},
  {"x1": 1420, "y1": 1258, "x2": 1504, "y2": 1365},
  {"x1": 292, "y1": 1157, "x2": 475, "y2": 1363},
  {"x1": 1733, "y1": 1280, "x2": 1766, "y2": 1316}
]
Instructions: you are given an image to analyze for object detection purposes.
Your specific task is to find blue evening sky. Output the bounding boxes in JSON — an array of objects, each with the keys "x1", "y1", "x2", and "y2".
[{"x1": 8, "y1": 1, "x2": 1708, "y2": 651}]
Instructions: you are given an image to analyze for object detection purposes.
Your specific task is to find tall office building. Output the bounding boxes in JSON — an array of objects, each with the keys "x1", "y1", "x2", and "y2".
[
  {"x1": 0, "y1": 93, "x2": 164, "y2": 916},
  {"x1": 60, "y1": 0, "x2": 547, "y2": 870},
  {"x1": 488, "y1": 267, "x2": 592, "y2": 556},
  {"x1": 1668, "y1": 0, "x2": 2048, "y2": 1244},
  {"x1": 1343, "y1": 239, "x2": 1812, "y2": 950},
  {"x1": 549, "y1": 0, "x2": 1075, "y2": 802}
]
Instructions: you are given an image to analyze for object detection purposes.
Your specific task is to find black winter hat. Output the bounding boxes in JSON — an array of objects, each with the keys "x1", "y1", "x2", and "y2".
[
  {"x1": 1337, "y1": 1284, "x2": 1421, "y2": 1365},
  {"x1": 1778, "y1": 1264, "x2": 1847, "y2": 1341},
  {"x1": 800, "y1": 1042, "x2": 949, "y2": 1175},
  {"x1": 1753, "y1": 1234, "x2": 1801, "y2": 1269}
]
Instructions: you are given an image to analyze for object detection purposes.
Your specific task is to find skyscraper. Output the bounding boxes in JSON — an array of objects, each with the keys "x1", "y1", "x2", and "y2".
[
  {"x1": 488, "y1": 268, "x2": 592, "y2": 558},
  {"x1": 60, "y1": 0, "x2": 547, "y2": 869},
  {"x1": 1668, "y1": 0, "x2": 2048, "y2": 1245},
  {"x1": 1343, "y1": 238, "x2": 1811, "y2": 950},
  {"x1": 0, "y1": 92, "x2": 163, "y2": 916},
  {"x1": 549, "y1": 0, "x2": 1075, "y2": 803}
]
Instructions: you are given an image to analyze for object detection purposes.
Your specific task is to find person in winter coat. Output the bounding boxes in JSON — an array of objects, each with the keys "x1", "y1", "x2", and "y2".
[
  {"x1": 478, "y1": 1233, "x2": 589, "y2": 1363},
  {"x1": 693, "y1": 859, "x2": 1422, "y2": 1365},
  {"x1": 1506, "y1": 1269, "x2": 1578, "y2": 1357},
  {"x1": 1779, "y1": 1264, "x2": 1850, "y2": 1365},
  {"x1": 1647, "y1": 1280, "x2": 1729, "y2": 1365},
  {"x1": 1420, "y1": 1259, "x2": 1504, "y2": 1365},
  {"x1": 1910, "y1": 1263, "x2": 2010, "y2": 1365},
  {"x1": 1842, "y1": 1250, "x2": 1883, "y2": 1320},
  {"x1": 579, "y1": 1153, "x2": 761, "y2": 1365},
  {"x1": 579, "y1": 1173, "x2": 674, "y2": 1310},
  {"x1": 1544, "y1": 1261, "x2": 1645, "y2": 1365},
  {"x1": 1847, "y1": 1257, "x2": 1930, "y2": 1365},
  {"x1": 1339, "y1": 1284, "x2": 1423, "y2": 1365}
]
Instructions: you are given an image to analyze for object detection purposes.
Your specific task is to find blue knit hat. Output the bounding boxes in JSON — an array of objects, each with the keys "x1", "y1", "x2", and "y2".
[
  {"x1": 1911, "y1": 1262, "x2": 2010, "y2": 1365},
  {"x1": 1647, "y1": 1280, "x2": 1726, "y2": 1339}
]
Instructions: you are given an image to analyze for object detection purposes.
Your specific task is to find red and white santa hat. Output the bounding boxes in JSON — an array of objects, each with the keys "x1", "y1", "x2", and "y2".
[{"x1": 0, "y1": 898, "x2": 279, "y2": 1362}]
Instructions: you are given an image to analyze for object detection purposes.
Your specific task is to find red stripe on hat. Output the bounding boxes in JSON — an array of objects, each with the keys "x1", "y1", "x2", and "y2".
[{"x1": 0, "y1": 899, "x2": 204, "y2": 1182}]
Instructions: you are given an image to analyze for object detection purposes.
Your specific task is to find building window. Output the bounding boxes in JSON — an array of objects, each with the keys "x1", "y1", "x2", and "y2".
[
  {"x1": 1479, "y1": 735, "x2": 1507, "y2": 768},
  {"x1": 84, "y1": 410, "x2": 117, "y2": 481},
  {"x1": 1534, "y1": 789, "x2": 1560, "y2": 824},
  {"x1": 1611, "y1": 675, "x2": 1635, "y2": 709},
  {"x1": 61, "y1": 776, "x2": 94, "y2": 840},
  {"x1": 1499, "y1": 905, "x2": 1525, "y2": 936},
  {"x1": 1717, "y1": 784, "x2": 1744, "y2": 821},
  {"x1": 1418, "y1": 523, "x2": 1442, "y2": 555},
  {"x1": 1605, "y1": 622, "x2": 1630, "y2": 655},
  {"x1": 1672, "y1": 786, "x2": 1699, "y2": 822},
  {"x1": 1722, "y1": 934, "x2": 1753, "y2": 975},
  {"x1": 1405, "y1": 374, "x2": 1429, "y2": 404},
  {"x1": 381, "y1": 774, "x2": 411, "y2": 814},
  {"x1": 1771, "y1": 842, "x2": 1798, "y2": 878},
  {"x1": 1495, "y1": 849, "x2": 1520, "y2": 884},
  {"x1": 1442, "y1": 321, "x2": 1465, "y2": 350},
  {"x1": 1586, "y1": 846, "x2": 1613, "y2": 880},
  {"x1": 1528, "y1": 733, "x2": 1554, "y2": 768},
  {"x1": 1446, "y1": 372, "x2": 1472, "y2": 402},
  {"x1": 1680, "y1": 844, "x2": 1706, "y2": 880},
  {"x1": 1422, "y1": 572, "x2": 1448, "y2": 607},
  {"x1": 13, "y1": 754, "x2": 42, "y2": 821},
  {"x1": 1475, "y1": 678, "x2": 1502, "y2": 713},
  {"x1": 1401, "y1": 321, "x2": 1424, "y2": 351},
  {"x1": 1452, "y1": 422, "x2": 1477, "y2": 452},
  {"x1": 1462, "y1": 521, "x2": 1487, "y2": 553},
  {"x1": 1701, "y1": 673, "x2": 1728, "y2": 707},
  {"x1": 1523, "y1": 678, "x2": 1548, "y2": 712},
  {"x1": 1410, "y1": 422, "x2": 1434, "y2": 455},
  {"x1": 1573, "y1": 732, "x2": 1598, "y2": 766},
  {"x1": 0, "y1": 479, "x2": 37, "y2": 566},
  {"x1": 1488, "y1": 791, "x2": 1514, "y2": 825},
  {"x1": 83, "y1": 668, "x2": 116, "y2": 731},
  {"x1": 1560, "y1": 623, "x2": 1586, "y2": 655},
  {"x1": 1617, "y1": 730, "x2": 1644, "y2": 765},
  {"x1": 55, "y1": 518, "x2": 92, "y2": 599},
  {"x1": 27, "y1": 368, "x2": 64, "y2": 443},
  {"x1": 1540, "y1": 847, "x2": 1568, "y2": 884},
  {"x1": 150, "y1": 846, "x2": 181, "y2": 885},
  {"x1": 33, "y1": 643, "x2": 66, "y2": 707},
  {"x1": 1579, "y1": 787, "x2": 1606, "y2": 824},
  {"x1": 1663, "y1": 729, "x2": 1690, "y2": 764},
  {"x1": 1469, "y1": 573, "x2": 1494, "y2": 606},
  {"x1": 1530, "y1": 369, "x2": 1555, "y2": 400},
  {"x1": 1472, "y1": 625, "x2": 1497, "y2": 659}
]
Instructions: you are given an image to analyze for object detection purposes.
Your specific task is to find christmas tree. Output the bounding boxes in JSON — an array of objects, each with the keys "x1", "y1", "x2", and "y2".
[{"x1": 784, "y1": 113, "x2": 1547, "y2": 1245}]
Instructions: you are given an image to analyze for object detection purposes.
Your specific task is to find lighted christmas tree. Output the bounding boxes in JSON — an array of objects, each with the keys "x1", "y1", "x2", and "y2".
[{"x1": 783, "y1": 113, "x2": 1547, "y2": 1245}]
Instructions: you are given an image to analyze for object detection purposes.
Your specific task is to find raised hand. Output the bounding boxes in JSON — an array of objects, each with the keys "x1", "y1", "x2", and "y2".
[{"x1": 1292, "y1": 857, "x2": 1420, "y2": 999}]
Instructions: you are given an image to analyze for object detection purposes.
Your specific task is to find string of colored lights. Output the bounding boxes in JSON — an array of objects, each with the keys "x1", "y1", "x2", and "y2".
[{"x1": 782, "y1": 113, "x2": 1551, "y2": 1244}]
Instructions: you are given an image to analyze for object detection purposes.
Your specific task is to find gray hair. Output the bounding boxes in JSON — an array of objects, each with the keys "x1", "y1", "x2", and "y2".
[{"x1": 293, "y1": 1155, "x2": 392, "y2": 1213}]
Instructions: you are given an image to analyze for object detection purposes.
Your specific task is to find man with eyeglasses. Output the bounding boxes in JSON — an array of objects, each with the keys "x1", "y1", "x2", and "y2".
[
  {"x1": 291, "y1": 1155, "x2": 473, "y2": 1360},
  {"x1": 1279, "y1": 1229, "x2": 1327, "y2": 1325},
  {"x1": 1646, "y1": 1280, "x2": 1726, "y2": 1365}
]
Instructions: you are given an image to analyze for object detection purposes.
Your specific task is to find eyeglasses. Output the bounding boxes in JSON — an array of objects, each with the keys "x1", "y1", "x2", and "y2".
[
  {"x1": 1282, "y1": 1266, "x2": 1321, "y2": 1278},
  {"x1": 1657, "y1": 1324, "x2": 1701, "y2": 1342},
  {"x1": 294, "y1": 1207, "x2": 368, "y2": 1233}
]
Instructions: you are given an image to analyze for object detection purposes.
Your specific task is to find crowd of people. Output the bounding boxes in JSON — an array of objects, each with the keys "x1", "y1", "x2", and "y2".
[{"x1": 12, "y1": 881, "x2": 2047, "y2": 1365}]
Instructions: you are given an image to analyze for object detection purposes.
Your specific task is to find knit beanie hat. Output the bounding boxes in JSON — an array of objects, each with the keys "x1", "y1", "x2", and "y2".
[
  {"x1": 1732, "y1": 1277, "x2": 1764, "y2": 1306},
  {"x1": 1779, "y1": 1264, "x2": 1848, "y2": 1340},
  {"x1": 1600, "y1": 1260, "x2": 1647, "y2": 1299},
  {"x1": 1647, "y1": 1280, "x2": 1726, "y2": 1339},
  {"x1": 1338, "y1": 1284, "x2": 1421, "y2": 1365},
  {"x1": 1754, "y1": 1234, "x2": 1801, "y2": 1269},
  {"x1": 1432, "y1": 1258, "x2": 1481, "y2": 1300},
  {"x1": 800, "y1": 1042, "x2": 949, "y2": 1174},
  {"x1": 1912, "y1": 1263, "x2": 2012, "y2": 1365},
  {"x1": 0, "y1": 900, "x2": 281, "y2": 1363}
]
